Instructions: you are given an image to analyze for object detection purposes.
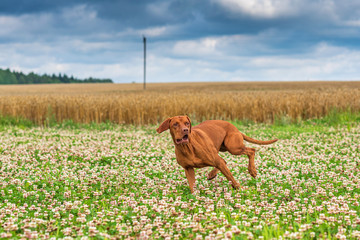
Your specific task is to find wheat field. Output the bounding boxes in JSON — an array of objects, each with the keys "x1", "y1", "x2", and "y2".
[{"x1": 0, "y1": 81, "x2": 359, "y2": 125}]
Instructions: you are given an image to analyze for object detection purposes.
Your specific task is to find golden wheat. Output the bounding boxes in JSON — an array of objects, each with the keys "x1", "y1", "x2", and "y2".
[{"x1": 0, "y1": 82, "x2": 359, "y2": 125}]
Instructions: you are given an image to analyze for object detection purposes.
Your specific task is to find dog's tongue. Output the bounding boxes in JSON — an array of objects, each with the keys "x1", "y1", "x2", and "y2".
[{"x1": 176, "y1": 135, "x2": 189, "y2": 144}]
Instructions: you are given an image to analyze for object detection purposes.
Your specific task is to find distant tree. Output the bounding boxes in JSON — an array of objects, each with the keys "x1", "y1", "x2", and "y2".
[
  {"x1": 0, "y1": 68, "x2": 17, "y2": 84},
  {"x1": 28, "y1": 72, "x2": 37, "y2": 84},
  {"x1": 63, "y1": 74, "x2": 70, "y2": 83},
  {"x1": 18, "y1": 75, "x2": 27, "y2": 84},
  {"x1": 0, "y1": 68, "x2": 113, "y2": 84}
]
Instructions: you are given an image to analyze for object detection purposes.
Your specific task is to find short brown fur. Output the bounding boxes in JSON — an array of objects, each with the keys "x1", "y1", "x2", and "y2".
[{"x1": 157, "y1": 116, "x2": 278, "y2": 193}]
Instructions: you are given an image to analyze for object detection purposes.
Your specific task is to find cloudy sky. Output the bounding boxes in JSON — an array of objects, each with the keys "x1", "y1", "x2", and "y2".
[{"x1": 1, "y1": 0, "x2": 360, "y2": 83}]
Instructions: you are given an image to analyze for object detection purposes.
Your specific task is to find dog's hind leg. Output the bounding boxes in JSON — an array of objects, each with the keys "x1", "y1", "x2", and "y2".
[
  {"x1": 224, "y1": 133, "x2": 257, "y2": 178},
  {"x1": 243, "y1": 147, "x2": 256, "y2": 178}
]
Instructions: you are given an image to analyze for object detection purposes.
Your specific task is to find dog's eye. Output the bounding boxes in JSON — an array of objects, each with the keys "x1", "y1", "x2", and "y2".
[
  {"x1": 185, "y1": 122, "x2": 190, "y2": 126},
  {"x1": 173, "y1": 123, "x2": 178, "y2": 127}
]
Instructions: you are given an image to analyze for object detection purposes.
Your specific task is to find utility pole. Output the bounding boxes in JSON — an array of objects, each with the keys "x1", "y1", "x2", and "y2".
[{"x1": 143, "y1": 36, "x2": 146, "y2": 90}]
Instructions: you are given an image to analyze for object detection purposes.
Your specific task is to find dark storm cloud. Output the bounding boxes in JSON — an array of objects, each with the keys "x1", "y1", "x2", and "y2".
[
  {"x1": 0, "y1": 0, "x2": 312, "y2": 37},
  {"x1": 1, "y1": 0, "x2": 357, "y2": 43},
  {"x1": 1, "y1": 0, "x2": 360, "y2": 82},
  {"x1": 0, "y1": 0, "x2": 82, "y2": 14}
]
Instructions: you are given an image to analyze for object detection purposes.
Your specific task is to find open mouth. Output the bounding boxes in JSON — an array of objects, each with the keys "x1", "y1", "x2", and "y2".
[{"x1": 176, "y1": 134, "x2": 189, "y2": 144}]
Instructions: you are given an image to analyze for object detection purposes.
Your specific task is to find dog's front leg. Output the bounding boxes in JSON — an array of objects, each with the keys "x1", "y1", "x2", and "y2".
[
  {"x1": 214, "y1": 156, "x2": 240, "y2": 189},
  {"x1": 184, "y1": 167, "x2": 195, "y2": 193}
]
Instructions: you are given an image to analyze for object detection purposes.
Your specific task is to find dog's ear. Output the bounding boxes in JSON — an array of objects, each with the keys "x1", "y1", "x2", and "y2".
[
  {"x1": 156, "y1": 118, "x2": 172, "y2": 133},
  {"x1": 186, "y1": 115, "x2": 192, "y2": 133}
]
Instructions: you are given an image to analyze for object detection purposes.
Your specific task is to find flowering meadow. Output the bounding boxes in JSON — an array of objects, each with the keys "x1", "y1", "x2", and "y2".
[{"x1": 0, "y1": 122, "x2": 359, "y2": 239}]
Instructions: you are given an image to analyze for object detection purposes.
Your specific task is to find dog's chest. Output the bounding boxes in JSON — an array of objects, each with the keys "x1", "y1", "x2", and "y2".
[{"x1": 175, "y1": 142, "x2": 216, "y2": 168}]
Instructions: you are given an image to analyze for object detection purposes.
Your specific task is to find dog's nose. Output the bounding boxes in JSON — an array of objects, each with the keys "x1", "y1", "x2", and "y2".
[{"x1": 182, "y1": 128, "x2": 189, "y2": 134}]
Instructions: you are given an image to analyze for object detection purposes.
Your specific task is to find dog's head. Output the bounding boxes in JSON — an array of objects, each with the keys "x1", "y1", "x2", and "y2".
[{"x1": 156, "y1": 116, "x2": 192, "y2": 145}]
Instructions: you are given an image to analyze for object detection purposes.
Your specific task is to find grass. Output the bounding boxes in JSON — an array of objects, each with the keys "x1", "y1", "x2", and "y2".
[
  {"x1": 228, "y1": 109, "x2": 360, "y2": 139},
  {"x1": 0, "y1": 112, "x2": 359, "y2": 239}
]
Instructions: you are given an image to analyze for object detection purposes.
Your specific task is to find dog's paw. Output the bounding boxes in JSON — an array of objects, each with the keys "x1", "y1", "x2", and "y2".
[
  {"x1": 231, "y1": 182, "x2": 240, "y2": 189},
  {"x1": 248, "y1": 167, "x2": 257, "y2": 178},
  {"x1": 207, "y1": 169, "x2": 219, "y2": 180}
]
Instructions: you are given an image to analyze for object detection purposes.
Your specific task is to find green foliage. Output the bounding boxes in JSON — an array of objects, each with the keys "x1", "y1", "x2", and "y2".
[
  {"x1": 230, "y1": 109, "x2": 360, "y2": 139},
  {"x1": 0, "y1": 68, "x2": 113, "y2": 84},
  {"x1": 0, "y1": 109, "x2": 359, "y2": 134},
  {"x1": 0, "y1": 115, "x2": 35, "y2": 130}
]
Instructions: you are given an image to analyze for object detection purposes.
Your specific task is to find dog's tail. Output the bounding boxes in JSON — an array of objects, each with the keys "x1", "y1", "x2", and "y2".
[{"x1": 241, "y1": 133, "x2": 278, "y2": 145}]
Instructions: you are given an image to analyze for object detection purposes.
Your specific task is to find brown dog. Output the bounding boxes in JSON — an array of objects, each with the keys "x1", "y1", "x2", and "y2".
[{"x1": 157, "y1": 116, "x2": 277, "y2": 193}]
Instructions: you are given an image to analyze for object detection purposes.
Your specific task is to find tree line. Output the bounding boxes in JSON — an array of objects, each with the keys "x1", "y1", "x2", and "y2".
[{"x1": 0, "y1": 68, "x2": 113, "y2": 84}]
